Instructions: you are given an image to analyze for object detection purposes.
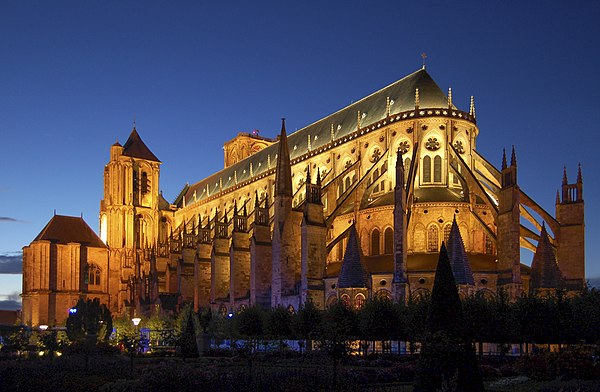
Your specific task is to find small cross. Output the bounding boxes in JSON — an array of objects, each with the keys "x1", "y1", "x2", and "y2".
[{"x1": 421, "y1": 53, "x2": 427, "y2": 69}]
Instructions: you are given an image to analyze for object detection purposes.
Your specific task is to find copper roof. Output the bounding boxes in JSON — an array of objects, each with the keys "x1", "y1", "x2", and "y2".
[
  {"x1": 122, "y1": 128, "x2": 160, "y2": 162},
  {"x1": 180, "y1": 68, "x2": 451, "y2": 206},
  {"x1": 33, "y1": 215, "x2": 106, "y2": 248}
]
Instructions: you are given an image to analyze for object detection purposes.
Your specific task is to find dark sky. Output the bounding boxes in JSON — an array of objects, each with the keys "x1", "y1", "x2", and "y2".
[{"x1": 1, "y1": 1, "x2": 598, "y2": 299}]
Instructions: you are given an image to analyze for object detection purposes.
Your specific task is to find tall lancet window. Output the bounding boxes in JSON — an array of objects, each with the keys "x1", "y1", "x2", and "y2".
[
  {"x1": 371, "y1": 229, "x2": 381, "y2": 256},
  {"x1": 422, "y1": 156, "x2": 431, "y2": 183},
  {"x1": 443, "y1": 224, "x2": 452, "y2": 244},
  {"x1": 427, "y1": 225, "x2": 439, "y2": 252},
  {"x1": 434, "y1": 155, "x2": 442, "y2": 183},
  {"x1": 384, "y1": 228, "x2": 394, "y2": 255}
]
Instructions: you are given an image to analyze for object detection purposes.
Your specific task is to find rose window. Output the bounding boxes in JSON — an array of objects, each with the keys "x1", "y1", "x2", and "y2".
[
  {"x1": 453, "y1": 140, "x2": 465, "y2": 154},
  {"x1": 397, "y1": 140, "x2": 410, "y2": 154},
  {"x1": 425, "y1": 137, "x2": 440, "y2": 151}
]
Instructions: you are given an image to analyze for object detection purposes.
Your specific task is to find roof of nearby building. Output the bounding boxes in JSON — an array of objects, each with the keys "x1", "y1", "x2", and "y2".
[
  {"x1": 0, "y1": 310, "x2": 20, "y2": 326},
  {"x1": 179, "y1": 68, "x2": 451, "y2": 207},
  {"x1": 337, "y1": 225, "x2": 369, "y2": 288},
  {"x1": 33, "y1": 215, "x2": 106, "y2": 248},
  {"x1": 122, "y1": 127, "x2": 161, "y2": 162}
]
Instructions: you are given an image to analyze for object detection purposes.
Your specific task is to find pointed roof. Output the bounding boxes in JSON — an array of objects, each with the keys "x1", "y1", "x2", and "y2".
[
  {"x1": 274, "y1": 119, "x2": 293, "y2": 197},
  {"x1": 337, "y1": 224, "x2": 368, "y2": 288},
  {"x1": 122, "y1": 127, "x2": 160, "y2": 162},
  {"x1": 34, "y1": 215, "x2": 106, "y2": 248},
  {"x1": 530, "y1": 225, "x2": 564, "y2": 289},
  {"x1": 179, "y1": 68, "x2": 453, "y2": 206},
  {"x1": 446, "y1": 217, "x2": 475, "y2": 285}
]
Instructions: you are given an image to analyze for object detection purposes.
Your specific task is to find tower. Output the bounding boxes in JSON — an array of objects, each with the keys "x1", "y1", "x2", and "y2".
[
  {"x1": 99, "y1": 126, "x2": 162, "y2": 311},
  {"x1": 496, "y1": 147, "x2": 522, "y2": 298},
  {"x1": 555, "y1": 166, "x2": 585, "y2": 289}
]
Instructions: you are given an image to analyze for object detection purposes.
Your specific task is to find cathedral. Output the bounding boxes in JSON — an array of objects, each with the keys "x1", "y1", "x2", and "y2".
[{"x1": 22, "y1": 67, "x2": 585, "y2": 326}]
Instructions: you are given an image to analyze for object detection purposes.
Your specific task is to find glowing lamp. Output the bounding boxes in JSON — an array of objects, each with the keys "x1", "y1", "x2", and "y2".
[
  {"x1": 132, "y1": 317, "x2": 142, "y2": 326},
  {"x1": 39, "y1": 325, "x2": 48, "y2": 331},
  {"x1": 228, "y1": 312, "x2": 234, "y2": 318},
  {"x1": 69, "y1": 308, "x2": 77, "y2": 314}
]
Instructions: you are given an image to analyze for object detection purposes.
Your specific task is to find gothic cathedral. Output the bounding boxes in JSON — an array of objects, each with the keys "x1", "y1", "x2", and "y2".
[{"x1": 22, "y1": 68, "x2": 585, "y2": 326}]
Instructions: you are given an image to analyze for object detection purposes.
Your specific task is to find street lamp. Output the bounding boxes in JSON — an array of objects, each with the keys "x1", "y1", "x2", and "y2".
[
  {"x1": 39, "y1": 325, "x2": 48, "y2": 331},
  {"x1": 131, "y1": 317, "x2": 141, "y2": 327},
  {"x1": 131, "y1": 317, "x2": 142, "y2": 353}
]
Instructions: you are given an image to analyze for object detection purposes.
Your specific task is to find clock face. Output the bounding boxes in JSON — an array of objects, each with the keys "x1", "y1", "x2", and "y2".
[{"x1": 425, "y1": 137, "x2": 440, "y2": 151}]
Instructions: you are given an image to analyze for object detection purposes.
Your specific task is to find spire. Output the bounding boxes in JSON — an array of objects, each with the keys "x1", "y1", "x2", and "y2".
[
  {"x1": 447, "y1": 87, "x2": 452, "y2": 108},
  {"x1": 306, "y1": 165, "x2": 311, "y2": 185},
  {"x1": 530, "y1": 224, "x2": 564, "y2": 290},
  {"x1": 501, "y1": 148, "x2": 507, "y2": 170},
  {"x1": 562, "y1": 166, "x2": 568, "y2": 185},
  {"x1": 122, "y1": 126, "x2": 160, "y2": 162},
  {"x1": 446, "y1": 217, "x2": 475, "y2": 286},
  {"x1": 274, "y1": 118, "x2": 293, "y2": 197},
  {"x1": 469, "y1": 96, "x2": 476, "y2": 118},
  {"x1": 510, "y1": 145, "x2": 517, "y2": 167},
  {"x1": 337, "y1": 224, "x2": 368, "y2": 288},
  {"x1": 233, "y1": 200, "x2": 238, "y2": 216},
  {"x1": 243, "y1": 200, "x2": 247, "y2": 216},
  {"x1": 556, "y1": 190, "x2": 560, "y2": 204},
  {"x1": 255, "y1": 191, "x2": 259, "y2": 209},
  {"x1": 316, "y1": 167, "x2": 321, "y2": 186},
  {"x1": 415, "y1": 88, "x2": 420, "y2": 109},
  {"x1": 396, "y1": 146, "x2": 405, "y2": 189},
  {"x1": 577, "y1": 163, "x2": 583, "y2": 183}
]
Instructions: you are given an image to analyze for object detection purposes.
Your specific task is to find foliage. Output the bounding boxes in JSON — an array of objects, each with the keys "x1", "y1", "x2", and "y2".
[
  {"x1": 175, "y1": 304, "x2": 199, "y2": 359},
  {"x1": 358, "y1": 296, "x2": 401, "y2": 342},
  {"x1": 292, "y1": 300, "x2": 321, "y2": 352},
  {"x1": 414, "y1": 245, "x2": 484, "y2": 392},
  {"x1": 66, "y1": 298, "x2": 113, "y2": 344},
  {"x1": 265, "y1": 306, "x2": 291, "y2": 351}
]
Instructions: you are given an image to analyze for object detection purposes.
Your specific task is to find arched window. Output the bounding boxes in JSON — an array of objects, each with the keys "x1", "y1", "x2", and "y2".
[
  {"x1": 434, "y1": 155, "x2": 442, "y2": 183},
  {"x1": 427, "y1": 225, "x2": 439, "y2": 252},
  {"x1": 88, "y1": 264, "x2": 101, "y2": 286},
  {"x1": 443, "y1": 224, "x2": 452, "y2": 244},
  {"x1": 133, "y1": 170, "x2": 139, "y2": 204},
  {"x1": 384, "y1": 228, "x2": 394, "y2": 255},
  {"x1": 377, "y1": 290, "x2": 391, "y2": 301},
  {"x1": 340, "y1": 293, "x2": 351, "y2": 307},
  {"x1": 354, "y1": 293, "x2": 366, "y2": 310},
  {"x1": 326, "y1": 294, "x2": 338, "y2": 308},
  {"x1": 423, "y1": 156, "x2": 431, "y2": 183},
  {"x1": 371, "y1": 229, "x2": 381, "y2": 256},
  {"x1": 345, "y1": 176, "x2": 351, "y2": 192},
  {"x1": 218, "y1": 304, "x2": 227, "y2": 315},
  {"x1": 141, "y1": 172, "x2": 149, "y2": 195},
  {"x1": 287, "y1": 305, "x2": 296, "y2": 314},
  {"x1": 404, "y1": 158, "x2": 411, "y2": 182},
  {"x1": 373, "y1": 169, "x2": 380, "y2": 192}
]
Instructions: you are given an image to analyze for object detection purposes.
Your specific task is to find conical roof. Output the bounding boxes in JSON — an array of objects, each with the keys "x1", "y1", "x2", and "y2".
[
  {"x1": 122, "y1": 127, "x2": 160, "y2": 162},
  {"x1": 530, "y1": 225, "x2": 564, "y2": 289},
  {"x1": 274, "y1": 119, "x2": 292, "y2": 197},
  {"x1": 337, "y1": 224, "x2": 368, "y2": 288},
  {"x1": 446, "y1": 217, "x2": 475, "y2": 285},
  {"x1": 427, "y1": 243, "x2": 463, "y2": 337}
]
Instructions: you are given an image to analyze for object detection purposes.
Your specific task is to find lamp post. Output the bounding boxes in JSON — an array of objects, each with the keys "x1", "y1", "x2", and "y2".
[
  {"x1": 39, "y1": 325, "x2": 48, "y2": 331},
  {"x1": 132, "y1": 317, "x2": 142, "y2": 353}
]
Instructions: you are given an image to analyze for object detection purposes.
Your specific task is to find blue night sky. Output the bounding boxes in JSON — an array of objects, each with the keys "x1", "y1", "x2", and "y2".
[{"x1": 1, "y1": 1, "x2": 599, "y2": 306}]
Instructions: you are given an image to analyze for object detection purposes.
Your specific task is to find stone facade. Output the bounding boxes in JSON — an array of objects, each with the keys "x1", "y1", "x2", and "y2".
[{"x1": 22, "y1": 67, "x2": 586, "y2": 326}]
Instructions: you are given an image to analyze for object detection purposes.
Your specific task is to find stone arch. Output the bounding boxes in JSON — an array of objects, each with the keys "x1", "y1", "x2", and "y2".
[
  {"x1": 354, "y1": 293, "x2": 366, "y2": 309},
  {"x1": 326, "y1": 294, "x2": 338, "y2": 307},
  {"x1": 411, "y1": 287, "x2": 431, "y2": 301}
]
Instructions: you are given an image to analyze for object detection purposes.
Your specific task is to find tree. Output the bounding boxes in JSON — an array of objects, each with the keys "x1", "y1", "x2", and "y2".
[
  {"x1": 175, "y1": 304, "x2": 199, "y2": 360},
  {"x1": 265, "y1": 306, "x2": 292, "y2": 353},
  {"x1": 235, "y1": 306, "x2": 264, "y2": 351},
  {"x1": 66, "y1": 298, "x2": 113, "y2": 370},
  {"x1": 358, "y1": 296, "x2": 401, "y2": 355},
  {"x1": 414, "y1": 244, "x2": 484, "y2": 392},
  {"x1": 292, "y1": 300, "x2": 322, "y2": 353}
]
